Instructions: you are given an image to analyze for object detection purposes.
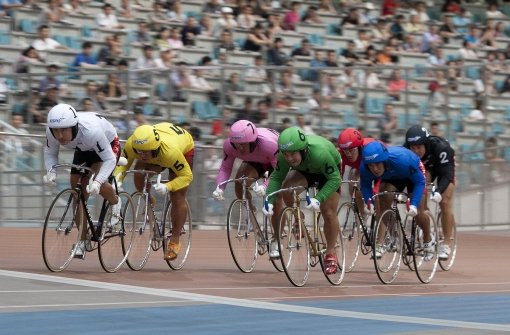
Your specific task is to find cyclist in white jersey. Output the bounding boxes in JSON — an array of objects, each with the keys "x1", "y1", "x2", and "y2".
[{"x1": 43, "y1": 103, "x2": 121, "y2": 257}]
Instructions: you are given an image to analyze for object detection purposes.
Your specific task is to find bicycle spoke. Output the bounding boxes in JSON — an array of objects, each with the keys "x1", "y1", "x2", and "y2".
[
  {"x1": 337, "y1": 202, "x2": 360, "y2": 273},
  {"x1": 413, "y1": 211, "x2": 439, "y2": 284},
  {"x1": 227, "y1": 199, "x2": 257, "y2": 273},
  {"x1": 125, "y1": 192, "x2": 152, "y2": 271}
]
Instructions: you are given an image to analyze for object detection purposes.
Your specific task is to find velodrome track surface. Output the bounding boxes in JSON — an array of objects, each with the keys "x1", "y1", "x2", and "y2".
[{"x1": 0, "y1": 228, "x2": 509, "y2": 334}]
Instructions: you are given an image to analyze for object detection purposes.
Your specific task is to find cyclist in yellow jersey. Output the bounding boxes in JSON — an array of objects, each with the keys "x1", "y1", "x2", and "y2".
[{"x1": 114, "y1": 122, "x2": 194, "y2": 261}]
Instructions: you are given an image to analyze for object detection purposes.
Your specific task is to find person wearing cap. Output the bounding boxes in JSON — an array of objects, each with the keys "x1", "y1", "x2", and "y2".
[
  {"x1": 217, "y1": 6, "x2": 238, "y2": 31},
  {"x1": 360, "y1": 142, "x2": 433, "y2": 260},
  {"x1": 263, "y1": 127, "x2": 343, "y2": 275},
  {"x1": 43, "y1": 103, "x2": 122, "y2": 258},
  {"x1": 114, "y1": 123, "x2": 195, "y2": 261}
]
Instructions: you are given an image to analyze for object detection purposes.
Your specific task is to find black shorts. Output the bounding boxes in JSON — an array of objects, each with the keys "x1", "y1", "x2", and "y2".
[
  {"x1": 245, "y1": 161, "x2": 274, "y2": 179},
  {"x1": 71, "y1": 138, "x2": 121, "y2": 175},
  {"x1": 298, "y1": 163, "x2": 341, "y2": 193}
]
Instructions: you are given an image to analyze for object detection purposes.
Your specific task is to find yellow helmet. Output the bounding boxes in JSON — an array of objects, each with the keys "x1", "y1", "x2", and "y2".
[{"x1": 132, "y1": 125, "x2": 161, "y2": 151}]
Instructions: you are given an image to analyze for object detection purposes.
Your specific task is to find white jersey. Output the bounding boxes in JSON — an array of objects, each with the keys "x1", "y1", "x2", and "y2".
[{"x1": 44, "y1": 112, "x2": 117, "y2": 184}]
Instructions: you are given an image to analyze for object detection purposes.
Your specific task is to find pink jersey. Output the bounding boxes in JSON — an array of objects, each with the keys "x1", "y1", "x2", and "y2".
[{"x1": 216, "y1": 128, "x2": 279, "y2": 190}]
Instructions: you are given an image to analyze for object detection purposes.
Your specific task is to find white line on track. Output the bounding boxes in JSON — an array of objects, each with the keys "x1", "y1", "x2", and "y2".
[
  {"x1": 0, "y1": 301, "x2": 197, "y2": 309},
  {"x1": 0, "y1": 289, "x2": 107, "y2": 293},
  {"x1": 1, "y1": 270, "x2": 509, "y2": 332}
]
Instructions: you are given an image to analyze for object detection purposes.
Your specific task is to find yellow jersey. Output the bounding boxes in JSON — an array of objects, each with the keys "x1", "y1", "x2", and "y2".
[{"x1": 115, "y1": 122, "x2": 195, "y2": 191}]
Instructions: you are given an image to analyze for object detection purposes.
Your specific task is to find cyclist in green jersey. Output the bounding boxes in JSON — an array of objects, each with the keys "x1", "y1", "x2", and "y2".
[{"x1": 263, "y1": 127, "x2": 342, "y2": 275}]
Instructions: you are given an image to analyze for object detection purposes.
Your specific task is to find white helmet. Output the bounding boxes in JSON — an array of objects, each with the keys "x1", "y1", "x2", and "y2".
[{"x1": 47, "y1": 104, "x2": 79, "y2": 129}]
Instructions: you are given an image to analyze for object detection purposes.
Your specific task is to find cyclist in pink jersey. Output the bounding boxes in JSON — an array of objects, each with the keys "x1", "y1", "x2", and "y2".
[{"x1": 213, "y1": 120, "x2": 279, "y2": 202}]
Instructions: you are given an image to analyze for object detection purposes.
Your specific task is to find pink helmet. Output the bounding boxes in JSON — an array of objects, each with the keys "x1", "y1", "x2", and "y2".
[{"x1": 229, "y1": 120, "x2": 258, "y2": 144}]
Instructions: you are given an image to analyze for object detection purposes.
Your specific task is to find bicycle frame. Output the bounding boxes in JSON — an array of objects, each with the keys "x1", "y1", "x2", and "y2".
[{"x1": 341, "y1": 180, "x2": 375, "y2": 250}]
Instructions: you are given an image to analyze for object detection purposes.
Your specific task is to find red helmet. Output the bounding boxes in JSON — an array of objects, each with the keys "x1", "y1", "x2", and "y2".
[{"x1": 338, "y1": 128, "x2": 363, "y2": 150}]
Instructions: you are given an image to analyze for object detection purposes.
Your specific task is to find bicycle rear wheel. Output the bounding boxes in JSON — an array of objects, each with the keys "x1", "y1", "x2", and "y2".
[
  {"x1": 319, "y1": 214, "x2": 346, "y2": 286},
  {"x1": 438, "y1": 211, "x2": 457, "y2": 271},
  {"x1": 337, "y1": 202, "x2": 360, "y2": 273},
  {"x1": 278, "y1": 207, "x2": 310, "y2": 287},
  {"x1": 98, "y1": 192, "x2": 134, "y2": 273},
  {"x1": 402, "y1": 215, "x2": 416, "y2": 271},
  {"x1": 227, "y1": 199, "x2": 257, "y2": 273},
  {"x1": 165, "y1": 199, "x2": 192, "y2": 270},
  {"x1": 42, "y1": 189, "x2": 84, "y2": 272},
  {"x1": 125, "y1": 192, "x2": 153, "y2": 271},
  {"x1": 373, "y1": 209, "x2": 403, "y2": 284},
  {"x1": 413, "y1": 211, "x2": 439, "y2": 284}
]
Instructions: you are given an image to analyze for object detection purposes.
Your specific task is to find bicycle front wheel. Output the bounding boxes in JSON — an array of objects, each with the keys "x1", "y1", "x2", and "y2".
[
  {"x1": 42, "y1": 189, "x2": 84, "y2": 272},
  {"x1": 125, "y1": 192, "x2": 153, "y2": 271},
  {"x1": 264, "y1": 216, "x2": 283, "y2": 272},
  {"x1": 337, "y1": 202, "x2": 360, "y2": 273},
  {"x1": 165, "y1": 199, "x2": 192, "y2": 270},
  {"x1": 373, "y1": 209, "x2": 403, "y2": 284},
  {"x1": 278, "y1": 207, "x2": 310, "y2": 287},
  {"x1": 226, "y1": 199, "x2": 257, "y2": 273},
  {"x1": 98, "y1": 192, "x2": 134, "y2": 273},
  {"x1": 413, "y1": 210, "x2": 439, "y2": 284},
  {"x1": 438, "y1": 211, "x2": 457, "y2": 271}
]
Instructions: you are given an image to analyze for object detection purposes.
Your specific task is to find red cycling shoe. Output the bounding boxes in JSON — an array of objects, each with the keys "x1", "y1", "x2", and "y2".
[{"x1": 324, "y1": 253, "x2": 338, "y2": 275}]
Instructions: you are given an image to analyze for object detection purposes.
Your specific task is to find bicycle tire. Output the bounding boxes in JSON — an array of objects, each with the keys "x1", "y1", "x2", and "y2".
[
  {"x1": 373, "y1": 209, "x2": 403, "y2": 284},
  {"x1": 402, "y1": 215, "x2": 416, "y2": 271},
  {"x1": 278, "y1": 207, "x2": 310, "y2": 287},
  {"x1": 437, "y1": 211, "x2": 457, "y2": 271},
  {"x1": 264, "y1": 216, "x2": 283, "y2": 272},
  {"x1": 226, "y1": 199, "x2": 257, "y2": 273},
  {"x1": 125, "y1": 192, "x2": 152, "y2": 271},
  {"x1": 42, "y1": 188, "x2": 84, "y2": 272},
  {"x1": 319, "y1": 213, "x2": 346, "y2": 286},
  {"x1": 165, "y1": 199, "x2": 192, "y2": 270},
  {"x1": 337, "y1": 202, "x2": 361, "y2": 273},
  {"x1": 413, "y1": 210, "x2": 439, "y2": 284}
]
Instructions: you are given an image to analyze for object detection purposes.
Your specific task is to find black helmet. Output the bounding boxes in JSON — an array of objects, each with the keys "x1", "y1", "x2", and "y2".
[{"x1": 405, "y1": 125, "x2": 429, "y2": 147}]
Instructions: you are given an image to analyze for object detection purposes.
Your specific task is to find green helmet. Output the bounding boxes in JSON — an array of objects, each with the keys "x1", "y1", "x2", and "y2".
[{"x1": 278, "y1": 127, "x2": 308, "y2": 152}]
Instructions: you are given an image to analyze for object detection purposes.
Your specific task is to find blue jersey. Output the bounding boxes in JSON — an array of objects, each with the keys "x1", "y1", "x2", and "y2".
[{"x1": 360, "y1": 146, "x2": 425, "y2": 207}]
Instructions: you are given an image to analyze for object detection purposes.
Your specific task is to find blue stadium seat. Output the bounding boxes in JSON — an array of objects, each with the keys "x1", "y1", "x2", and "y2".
[
  {"x1": 465, "y1": 67, "x2": 480, "y2": 80},
  {"x1": 192, "y1": 101, "x2": 219, "y2": 119},
  {"x1": 19, "y1": 19, "x2": 37, "y2": 34},
  {"x1": 0, "y1": 30, "x2": 11, "y2": 44}
]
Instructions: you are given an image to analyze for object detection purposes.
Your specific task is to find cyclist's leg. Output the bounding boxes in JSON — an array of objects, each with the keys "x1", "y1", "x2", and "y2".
[
  {"x1": 234, "y1": 161, "x2": 260, "y2": 210},
  {"x1": 168, "y1": 186, "x2": 188, "y2": 246},
  {"x1": 376, "y1": 182, "x2": 396, "y2": 244},
  {"x1": 321, "y1": 192, "x2": 340, "y2": 256},
  {"x1": 439, "y1": 182, "x2": 455, "y2": 247}
]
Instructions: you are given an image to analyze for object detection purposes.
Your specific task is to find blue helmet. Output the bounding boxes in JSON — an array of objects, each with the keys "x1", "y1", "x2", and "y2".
[{"x1": 363, "y1": 142, "x2": 389, "y2": 164}]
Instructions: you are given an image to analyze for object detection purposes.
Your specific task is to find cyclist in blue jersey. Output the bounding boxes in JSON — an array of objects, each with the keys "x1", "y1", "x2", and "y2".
[{"x1": 359, "y1": 142, "x2": 434, "y2": 258}]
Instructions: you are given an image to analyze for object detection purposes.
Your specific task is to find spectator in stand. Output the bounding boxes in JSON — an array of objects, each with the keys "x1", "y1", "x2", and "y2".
[
  {"x1": 467, "y1": 99, "x2": 485, "y2": 121},
  {"x1": 296, "y1": 114, "x2": 315, "y2": 135},
  {"x1": 243, "y1": 23, "x2": 271, "y2": 52},
  {"x1": 94, "y1": 89, "x2": 109, "y2": 113},
  {"x1": 429, "y1": 121, "x2": 442, "y2": 137},
  {"x1": 428, "y1": 47, "x2": 446, "y2": 66},
  {"x1": 133, "y1": 20, "x2": 153, "y2": 44},
  {"x1": 442, "y1": 0, "x2": 462, "y2": 15},
  {"x1": 318, "y1": 0, "x2": 336, "y2": 14},
  {"x1": 420, "y1": 23, "x2": 442, "y2": 53},
  {"x1": 484, "y1": 51, "x2": 500, "y2": 72},
  {"x1": 458, "y1": 40, "x2": 479, "y2": 60},
  {"x1": 168, "y1": 0, "x2": 187, "y2": 23},
  {"x1": 39, "y1": 63, "x2": 63, "y2": 94},
  {"x1": 405, "y1": 14, "x2": 425, "y2": 34},
  {"x1": 341, "y1": 7, "x2": 359, "y2": 27},
  {"x1": 402, "y1": 34, "x2": 421, "y2": 52},
  {"x1": 102, "y1": 73, "x2": 125, "y2": 98},
  {"x1": 96, "y1": 3, "x2": 124, "y2": 29},
  {"x1": 479, "y1": 21, "x2": 498, "y2": 47},
  {"x1": 307, "y1": 87, "x2": 330, "y2": 113},
  {"x1": 390, "y1": 14, "x2": 406, "y2": 41},
  {"x1": 203, "y1": 0, "x2": 222, "y2": 14},
  {"x1": 118, "y1": 0, "x2": 134, "y2": 19},
  {"x1": 217, "y1": 6, "x2": 237, "y2": 31},
  {"x1": 149, "y1": 1, "x2": 168, "y2": 32},
  {"x1": 189, "y1": 67, "x2": 214, "y2": 91},
  {"x1": 155, "y1": 26, "x2": 172, "y2": 50},
  {"x1": 485, "y1": 136, "x2": 507, "y2": 182},
  {"x1": 291, "y1": 38, "x2": 312, "y2": 57},
  {"x1": 237, "y1": 4, "x2": 257, "y2": 29},
  {"x1": 169, "y1": 62, "x2": 191, "y2": 101},
  {"x1": 377, "y1": 103, "x2": 398, "y2": 143},
  {"x1": 37, "y1": 85, "x2": 60, "y2": 115},
  {"x1": 155, "y1": 47, "x2": 174, "y2": 69},
  {"x1": 498, "y1": 74, "x2": 510, "y2": 95},
  {"x1": 225, "y1": 72, "x2": 244, "y2": 105},
  {"x1": 463, "y1": 24, "x2": 480, "y2": 47},
  {"x1": 79, "y1": 98, "x2": 95, "y2": 112},
  {"x1": 358, "y1": 66, "x2": 383, "y2": 89},
  {"x1": 340, "y1": 40, "x2": 359, "y2": 64},
  {"x1": 439, "y1": 13, "x2": 459, "y2": 44},
  {"x1": 276, "y1": 70, "x2": 297, "y2": 96},
  {"x1": 72, "y1": 41, "x2": 98, "y2": 70},
  {"x1": 308, "y1": 49, "x2": 327, "y2": 82},
  {"x1": 32, "y1": 25, "x2": 67, "y2": 52},
  {"x1": 353, "y1": 29, "x2": 372, "y2": 53},
  {"x1": 96, "y1": 34, "x2": 123, "y2": 66},
  {"x1": 301, "y1": 5, "x2": 323, "y2": 24},
  {"x1": 199, "y1": 13, "x2": 215, "y2": 37},
  {"x1": 282, "y1": 1, "x2": 300, "y2": 30},
  {"x1": 486, "y1": 2, "x2": 506, "y2": 20},
  {"x1": 135, "y1": 44, "x2": 157, "y2": 84},
  {"x1": 169, "y1": 27, "x2": 184, "y2": 49},
  {"x1": 64, "y1": 0, "x2": 89, "y2": 15},
  {"x1": 452, "y1": 7, "x2": 471, "y2": 34},
  {"x1": 266, "y1": 12, "x2": 283, "y2": 37},
  {"x1": 381, "y1": 0, "x2": 398, "y2": 17},
  {"x1": 38, "y1": 0, "x2": 66, "y2": 26},
  {"x1": 267, "y1": 37, "x2": 287, "y2": 66},
  {"x1": 412, "y1": 1, "x2": 430, "y2": 23},
  {"x1": 387, "y1": 69, "x2": 413, "y2": 101},
  {"x1": 214, "y1": 29, "x2": 238, "y2": 58},
  {"x1": 247, "y1": 99, "x2": 269, "y2": 126},
  {"x1": 181, "y1": 16, "x2": 201, "y2": 46},
  {"x1": 0, "y1": 0, "x2": 23, "y2": 17},
  {"x1": 376, "y1": 44, "x2": 397, "y2": 65},
  {"x1": 325, "y1": 50, "x2": 339, "y2": 67},
  {"x1": 372, "y1": 18, "x2": 390, "y2": 42},
  {"x1": 14, "y1": 46, "x2": 44, "y2": 73}
]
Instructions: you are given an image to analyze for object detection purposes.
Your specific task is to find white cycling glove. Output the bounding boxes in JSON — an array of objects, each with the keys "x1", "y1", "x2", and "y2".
[
  {"x1": 212, "y1": 186, "x2": 224, "y2": 201},
  {"x1": 364, "y1": 202, "x2": 375, "y2": 216},
  {"x1": 43, "y1": 171, "x2": 57, "y2": 187},
  {"x1": 251, "y1": 183, "x2": 266, "y2": 197},
  {"x1": 262, "y1": 203, "x2": 274, "y2": 216},
  {"x1": 306, "y1": 198, "x2": 321, "y2": 212},
  {"x1": 86, "y1": 180, "x2": 101, "y2": 196},
  {"x1": 153, "y1": 183, "x2": 168, "y2": 195},
  {"x1": 430, "y1": 192, "x2": 442, "y2": 203},
  {"x1": 407, "y1": 205, "x2": 418, "y2": 217}
]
